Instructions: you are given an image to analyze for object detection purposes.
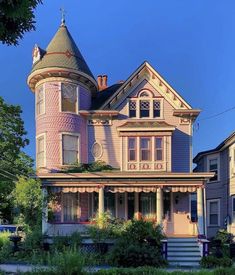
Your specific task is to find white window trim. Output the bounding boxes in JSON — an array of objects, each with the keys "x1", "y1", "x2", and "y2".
[
  {"x1": 207, "y1": 198, "x2": 220, "y2": 227},
  {"x1": 126, "y1": 136, "x2": 165, "y2": 171},
  {"x1": 91, "y1": 141, "x2": 103, "y2": 160},
  {"x1": 60, "y1": 132, "x2": 81, "y2": 166},
  {"x1": 207, "y1": 154, "x2": 220, "y2": 182},
  {"x1": 36, "y1": 133, "x2": 46, "y2": 168},
  {"x1": 35, "y1": 84, "x2": 45, "y2": 117},
  {"x1": 60, "y1": 82, "x2": 79, "y2": 114},
  {"x1": 232, "y1": 196, "x2": 235, "y2": 224},
  {"x1": 230, "y1": 144, "x2": 235, "y2": 176},
  {"x1": 128, "y1": 91, "x2": 164, "y2": 119}
]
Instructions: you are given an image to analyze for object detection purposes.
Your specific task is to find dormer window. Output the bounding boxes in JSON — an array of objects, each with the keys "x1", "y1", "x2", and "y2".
[
  {"x1": 61, "y1": 83, "x2": 78, "y2": 113},
  {"x1": 128, "y1": 90, "x2": 162, "y2": 119}
]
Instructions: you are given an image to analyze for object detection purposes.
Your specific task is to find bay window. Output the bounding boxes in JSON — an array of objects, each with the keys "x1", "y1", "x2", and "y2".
[{"x1": 62, "y1": 134, "x2": 79, "y2": 165}]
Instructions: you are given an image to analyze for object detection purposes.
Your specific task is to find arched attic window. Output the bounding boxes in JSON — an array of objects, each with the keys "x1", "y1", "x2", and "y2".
[{"x1": 128, "y1": 90, "x2": 162, "y2": 119}]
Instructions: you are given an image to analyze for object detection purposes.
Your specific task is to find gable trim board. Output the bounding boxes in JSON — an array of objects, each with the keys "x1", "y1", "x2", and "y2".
[{"x1": 100, "y1": 61, "x2": 193, "y2": 111}]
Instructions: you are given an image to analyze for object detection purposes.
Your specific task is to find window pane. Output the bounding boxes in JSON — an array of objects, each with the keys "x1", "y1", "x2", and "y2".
[
  {"x1": 105, "y1": 192, "x2": 115, "y2": 217},
  {"x1": 63, "y1": 193, "x2": 78, "y2": 222},
  {"x1": 141, "y1": 150, "x2": 150, "y2": 161},
  {"x1": 156, "y1": 138, "x2": 162, "y2": 148},
  {"x1": 210, "y1": 201, "x2": 218, "y2": 213},
  {"x1": 210, "y1": 214, "x2": 218, "y2": 225},
  {"x1": 61, "y1": 83, "x2": 77, "y2": 112},
  {"x1": 140, "y1": 192, "x2": 156, "y2": 217},
  {"x1": 128, "y1": 138, "x2": 135, "y2": 149},
  {"x1": 129, "y1": 151, "x2": 136, "y2": 161},
  {"x1": 156, "y1": 150, "x2": 162, "y2": 161},
  {"x1": 140, "y1": 100, "x2": 150, "y2": 117},
  {"x1": 141, "y1": 138, "x2": 150, "y2": 149},
  {"x1": 153, "y1": 100, "x2": 161, "y2": 117},
  {"x1": 129, "y1": 101, "x2": 136, "y2": 118},
  {"x1": 62, "y1": 135, "x2": 78, "y2": 164}
]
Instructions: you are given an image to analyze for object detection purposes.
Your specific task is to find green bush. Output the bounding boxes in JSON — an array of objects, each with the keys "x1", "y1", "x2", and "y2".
[
  {"x1": 215, "y1": 229, "x2": 234, "y2": 244},
  {"x1": 48, "y1": 248, "x2": 85, "y2": 275},
  {"x1": 0, "y1": 231, "x2": 10, "y2": 249},
  {"x1": 108, "y1": 219, "x2": 166, "y2": 267},
  {"x1": 60, "y1": 161, "x2": 116, "y2": 173},
  {"x1": 200, "y1": 256, "x2": 233, "y2": 268}
]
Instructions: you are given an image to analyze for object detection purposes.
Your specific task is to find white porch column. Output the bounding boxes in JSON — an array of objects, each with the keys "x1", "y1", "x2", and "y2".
[
  {"x1": 197, "y1": 186, "x2": 205, "y2": 236},
  {"x1": 134, "y1": 192, "x2": 140, "y2": 219},
  {"x1": 98, "y1": 186, "x2": 105, "y2": 217},
  {"x1": 156, "y1": 188, "x2": 163, "y2": 224},
  {"x1": 42, "y1": 187, "x2": 48, "y2": 235}
]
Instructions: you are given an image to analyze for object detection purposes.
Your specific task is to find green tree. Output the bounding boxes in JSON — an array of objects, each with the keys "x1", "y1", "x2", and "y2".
[
  {"x1": 13, "y1": 177, "x2": 42, "y2": 227},
  {"x1": 0, "y1": 0, "x2": 42, "y2": 45},
  {"x1": 0, "y1": 96, "x2": 33, "y2": 222}
]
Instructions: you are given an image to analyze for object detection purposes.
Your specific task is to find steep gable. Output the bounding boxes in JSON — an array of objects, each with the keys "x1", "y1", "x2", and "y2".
[{"x1": 100, "y1": 61, "x2": 193, "y2": 111}]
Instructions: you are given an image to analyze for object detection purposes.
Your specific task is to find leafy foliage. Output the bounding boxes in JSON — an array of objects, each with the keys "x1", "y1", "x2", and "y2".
[
  {"x1": 60, "y1": 161, "x2": 116, "y2": 173},
  {"x1": 214, "y1": 229, "x2": 234, "y2": 244},
  {"x1": 13, "y1": 177, "x2": 42, "y2": 227},
  {"x1": 200, "y1": 255, "x2": 233, "y2": 268},
  {"x1": 0, "y1": 0, "x2": 42, "y2": 45},
  {"x1": 108, "y1": 219, "x2": 166, "y2": 267},
  {"x1": 0, "y1": 96, "x2": 33, "y2": 222}
]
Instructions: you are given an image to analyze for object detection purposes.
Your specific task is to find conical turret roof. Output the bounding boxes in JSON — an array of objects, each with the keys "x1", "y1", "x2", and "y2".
[{"x1": 31, "y1": 24, "x2": 94, "y2": 80}]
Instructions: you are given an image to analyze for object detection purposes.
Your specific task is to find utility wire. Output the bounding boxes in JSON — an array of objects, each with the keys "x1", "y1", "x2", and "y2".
[{"x1": 197, "y1": 105, "x2": 235, "y2": 122}]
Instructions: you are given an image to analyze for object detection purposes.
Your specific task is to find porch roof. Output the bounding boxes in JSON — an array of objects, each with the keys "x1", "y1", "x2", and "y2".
[{"x1": 37, "y1": 171, "x2": 214, "y2": 188}]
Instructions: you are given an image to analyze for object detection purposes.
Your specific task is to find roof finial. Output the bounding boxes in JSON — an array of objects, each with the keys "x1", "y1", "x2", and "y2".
[{"x1": 60, "y1": 7, "x2": 66, "y2": 26}]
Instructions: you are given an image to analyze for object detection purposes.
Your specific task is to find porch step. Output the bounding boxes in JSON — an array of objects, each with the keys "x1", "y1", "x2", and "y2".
[{"x1": 167, "y1": 237, "x2": 201, "y2": 267}]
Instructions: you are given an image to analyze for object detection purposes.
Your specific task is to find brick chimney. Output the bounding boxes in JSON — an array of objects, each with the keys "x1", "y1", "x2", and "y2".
[{"x1": 97, "y1": 75, "x2": 108, "y2": 91}]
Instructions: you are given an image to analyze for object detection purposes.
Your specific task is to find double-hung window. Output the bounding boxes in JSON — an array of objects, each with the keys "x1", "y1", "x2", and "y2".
[
  {"x1": 36, "y1": 135, "x2": 45, "y2": 168},
  {"x1": 155, "y1": 137, "x2": 163, "y2": 161},
  {"x1": 36, "y1": 86, "x2": 45, "y2": 116},
  {"x1": 61, "y1": 83, "x2": 78, "y2": 113},
  {"x1": 207, "y1": 199, "x2": 220, "y2": 226},
  {"x1": 140, "y1": 137, "x2": 151, "y2": 161},
  {"x1": 208, "y1": 158, "x2": 218, "y2": 182},
  {"x1": 128, "y1": 138, "x2": 136, "y2": 161},
  {"x1": 62, "y1": 134, "x2": 79, "y2": 165},
  {"x1": 62, "y1": 193, "x2": 79, "y2": 222}
]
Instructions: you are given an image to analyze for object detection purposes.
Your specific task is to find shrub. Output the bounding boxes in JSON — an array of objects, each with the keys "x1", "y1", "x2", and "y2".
[
  {"x1": 215, "y1": 229, "x2": 234, "y2": 244},
  {"x1": 0, "y1": 231, "x2": 10, "y2": 249},
  {"x1": 200, "y1": 256, "x2": 233, "y2": 268},
  {"x1": 60, "y1": 161, "x2": 116, "y2": 173},
  {"x1": 108, "y1": 219, "x2": 166, "y2": 267},
  {"x1": 48, "y1": 248, "x2": 85, "y2": 275}
]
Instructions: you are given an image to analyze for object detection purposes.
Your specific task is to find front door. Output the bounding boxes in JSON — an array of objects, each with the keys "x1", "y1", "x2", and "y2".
[{"x1": 116, "y1": 193, "x2": 126, "y2": 219}]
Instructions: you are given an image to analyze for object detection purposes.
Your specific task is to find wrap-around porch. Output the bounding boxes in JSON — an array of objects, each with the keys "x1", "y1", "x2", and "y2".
[{"x1": 42, "y1": 183, "x2": 206, "y2": 238}]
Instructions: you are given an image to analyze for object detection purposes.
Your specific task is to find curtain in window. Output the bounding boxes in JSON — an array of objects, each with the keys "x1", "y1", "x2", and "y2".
[
  {"x1": 63, "y1": 193, "x2": 79, "y2": 222},
  {"x1": 140, "y1": 192, "x2": 156, "y2": 217},
  {"x1": 62, "y1": 135, "x2": 78, "y2": 165},
  {"x1": 61, "y1": 83, "x2": 77, "y2": 112}
]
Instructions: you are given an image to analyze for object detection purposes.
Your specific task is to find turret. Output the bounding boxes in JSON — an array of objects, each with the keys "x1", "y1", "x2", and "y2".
[{"x1": 27, "y1": 21, "x2": 97, "y2": 172}]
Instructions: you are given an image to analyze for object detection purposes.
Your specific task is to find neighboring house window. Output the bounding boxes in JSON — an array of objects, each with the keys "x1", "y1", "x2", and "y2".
[
  {"x1": 190, "y1": 193, "x2": 197, "y2": 222},
  {"x1": 62, "y1": 134, "x2": 79, "y2": 165},
  {"x1": 232, "y1": 197, "x2": 235, "y2": 223},
  {"x1": 208, "y1": 158, "x2": 218, "y2": 181},
  {"x1": 155, "y1": 137, "x2": 163, "y2": 161},
  {"x1": 128, "y1": 90, "x2": 162, "y2": 119},
  {"x1": 61, "y1": 83, "x2": 77, "y2": 113},
  {"x1": 140, "y1": 137, "x2": 151, "y2": 161},
  {"x1": 207, "y1": 199, "x2": 220, "y2": 226},
  {"x1": 36, "y1": 135, "x2": 45, "y2": 167},
  {"x1": 128, "y1": 137, "x2": 136, "y2": 161},
  {"x1": 129, "y1": 100, "x2": 136, "y2": 118},
  {"x1": 36, "y1": 86, "x2": 45, "y2": 116},
  {"x1": 62, "y1": 193, "x2": 79, "y2": 222}
]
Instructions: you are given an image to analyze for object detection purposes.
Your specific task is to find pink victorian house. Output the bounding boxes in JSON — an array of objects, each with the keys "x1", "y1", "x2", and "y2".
[{"x1": 28, "y1": 21, "x2": 213, "y2": 244}]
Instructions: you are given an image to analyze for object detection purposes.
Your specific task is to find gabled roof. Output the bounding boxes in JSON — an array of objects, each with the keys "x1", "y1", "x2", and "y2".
[
  {"x1": 99, "y1": 61, "x2": 193, "y2": 111},
  {"x1": 193, "y1": 131, "x2": 235, "y2": 162},
  {"x1": 91, "y1": 83, "x2": 122, "y2": 109},
  {"x1": 31, "y1": 24, "x2": 94, "y2": 80}
]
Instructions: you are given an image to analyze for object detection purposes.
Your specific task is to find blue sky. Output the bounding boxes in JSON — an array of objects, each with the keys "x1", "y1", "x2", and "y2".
[{"x1": 0, "y1": 0, "x2": 235, "y2": 162}]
